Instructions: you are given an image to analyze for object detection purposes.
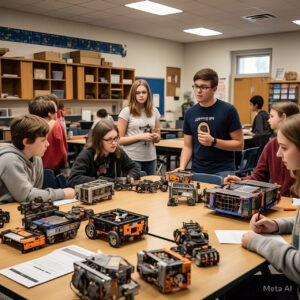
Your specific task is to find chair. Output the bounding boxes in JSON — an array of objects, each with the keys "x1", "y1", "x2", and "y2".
[
  {"x1": 68, "y1": 127, "x2": 79, "y2": 136},
  {"x1": 235, "y1": 146, "x2": 260, "y2": 177},
  {"x1": 175, "y1": 120, "x2": 183, "y2": 129},
  {"x1": 42, "y1": 169, "x2": 59, "y2": 189},
  {"x1": 78, "y1": 128, "x2": 90, "y2": 135},
  {"x1": 56, "y1": 174, "x2": 67, "y2": 188},
  {"x1": 166, "y1": 133, "x2": 176, "y2": 139},
  {"x1": 193, "y1": 173, "x2": 223, "y2": 185},
  {"x1": 156, "y1": 133, "x2": 178, "y2": 174}
]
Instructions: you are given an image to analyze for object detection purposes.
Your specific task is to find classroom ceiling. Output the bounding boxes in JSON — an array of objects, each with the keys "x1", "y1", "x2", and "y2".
[{"x1": 1, "y1": 0, "x2": 300, "y2": 43}]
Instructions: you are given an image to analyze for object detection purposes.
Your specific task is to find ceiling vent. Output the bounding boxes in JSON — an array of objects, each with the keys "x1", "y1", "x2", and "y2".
[{"x1": 242, "y1": 13, "x2": 276, "y2": 22}]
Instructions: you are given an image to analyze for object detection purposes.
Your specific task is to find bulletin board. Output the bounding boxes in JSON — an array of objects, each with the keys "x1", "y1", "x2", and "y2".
[{"x1": 135, "y1": 77, "x2": 164, "y2": 115}]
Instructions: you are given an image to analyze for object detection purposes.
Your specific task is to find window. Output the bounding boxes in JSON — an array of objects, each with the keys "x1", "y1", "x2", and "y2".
[{"x1": 237, "y1": 54, "x2": 270, "y2": 75}]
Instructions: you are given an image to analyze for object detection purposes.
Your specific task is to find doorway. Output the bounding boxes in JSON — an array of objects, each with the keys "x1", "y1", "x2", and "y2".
[{"x1": 234, "y1": 77, "x2": 269, "y2": 125}]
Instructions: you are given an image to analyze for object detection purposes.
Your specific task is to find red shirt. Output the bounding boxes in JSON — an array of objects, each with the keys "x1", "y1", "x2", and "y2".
[
  {"x1": 42, "y1": 120, "x2": 68, "y2": 170},
  {"x1": 243, "y1": 138, "x2": 294, "y2": 197}
]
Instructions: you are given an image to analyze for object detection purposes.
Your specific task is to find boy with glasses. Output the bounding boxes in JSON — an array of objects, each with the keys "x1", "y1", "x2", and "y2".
[{"x1": 174, "y1": 68, "x2": 244, "y2": 177}]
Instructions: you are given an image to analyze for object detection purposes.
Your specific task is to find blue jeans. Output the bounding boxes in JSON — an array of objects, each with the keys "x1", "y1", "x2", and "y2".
[{"x1": 134, "y1": 160, "x2": 157, "y2": 176}]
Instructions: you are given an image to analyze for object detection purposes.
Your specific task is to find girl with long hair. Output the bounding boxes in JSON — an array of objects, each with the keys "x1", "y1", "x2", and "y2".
[
  {"x1": 242, "y1": 113, "x2": 300, "y2": 294},
  {"x1": 118, "y1": 79, "x2": 160, "y2": 175},
  {"x1": 225, "y1": 102, "x2": 299, "y2": 196},
  {"x1": 67, "y1": 119, "x2": 140, "y2": 187}
]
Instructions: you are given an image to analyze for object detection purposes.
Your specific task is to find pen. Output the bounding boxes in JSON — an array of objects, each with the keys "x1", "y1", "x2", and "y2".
[{"x1": 257, "y1": 208, "x2": 262, "y2": 221}]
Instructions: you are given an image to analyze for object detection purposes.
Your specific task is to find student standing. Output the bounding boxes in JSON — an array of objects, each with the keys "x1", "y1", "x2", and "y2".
[
  {"x1": 242, "y1": 113, "x2": 300, "y2": 293},
  {"x1": 225, "y1": 102, "x2": 299, "y2": 197},
  {"x1": 118, "y1": 79, "x2": 160, "y2": 175},
  {"x1": 67, "y1": 119, "x2": 140, "y2": 188},
  {"x1": 92, "y1": 108, "x2": 114, "y2": 129},
  {"x1": 174, "y1": 68, "x2": 243, "y2": 177},
  {"x1": 0, "y1": 114, "x2": 74, "y2": 203}
]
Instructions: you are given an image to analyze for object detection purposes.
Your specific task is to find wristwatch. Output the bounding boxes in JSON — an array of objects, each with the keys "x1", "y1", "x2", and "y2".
[{"x1": 211, "y1": 137, "x2": 217, "y2": 147}]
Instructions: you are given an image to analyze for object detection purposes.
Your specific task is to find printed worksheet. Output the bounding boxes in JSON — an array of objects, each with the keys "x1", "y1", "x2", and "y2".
[
  {"x1": 0, "y1": 245, "x2": 94, "y2": 288},
  {"x1": 53, "y1": 198, "x2": 78, "y2": 206},
  {"x1": 214, "y1": 230, "x2": 287, "y2": 244}
]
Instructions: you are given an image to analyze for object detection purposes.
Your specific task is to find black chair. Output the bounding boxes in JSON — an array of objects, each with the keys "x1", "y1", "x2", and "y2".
[
  {"x1": 193, "y1": 173, "x2": 223, "y2": 185},
  {"x1": 42, "y1": 169, "x2": 59, "y2": 189},
  {"x1": 235, "y1": 147, "x2": 260, "y2": 177}
]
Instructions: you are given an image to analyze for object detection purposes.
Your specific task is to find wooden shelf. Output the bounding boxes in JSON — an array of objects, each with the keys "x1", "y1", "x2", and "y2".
[{"x1": 0, "y1": 57, "x2": 135, "y2": 101}]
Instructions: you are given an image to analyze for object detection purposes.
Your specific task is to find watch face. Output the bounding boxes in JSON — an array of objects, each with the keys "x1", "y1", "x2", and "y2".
[{"x1": 198, "y1": 122, "x2": 210, "y2": 134}]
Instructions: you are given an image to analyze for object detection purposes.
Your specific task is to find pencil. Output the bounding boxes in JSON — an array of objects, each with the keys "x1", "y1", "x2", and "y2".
[{"x1": 257, "y1": 208, "x2": 262, "y2": 221}]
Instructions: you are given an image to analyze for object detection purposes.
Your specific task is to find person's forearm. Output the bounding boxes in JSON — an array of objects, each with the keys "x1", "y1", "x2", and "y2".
[
  {"x1": 214, "y1": 139, "x2": 244, "y2": 151},
  {"x1": 179, "y1": 146, "x2": 192, "y2": 169},
  {"x1": 119, "y1": 135, "x2": 142, "y2": 146}
]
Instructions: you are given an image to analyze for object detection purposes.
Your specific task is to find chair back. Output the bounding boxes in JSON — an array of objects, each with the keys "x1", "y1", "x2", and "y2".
[
  {"x1": 56, "y1": 174, "x2": 67, "y2": 188},
  {"x1": 193, "y1": 173, "x2": 223, "y2": 185},
  {"x1": 166, "y1": 133, "x2": 176, "y2": 139},
  {"x1": 236, "y1": 146, "x2": 260, "y2": 176},
  {"x1": 78, "y1": 129, "x2": 90, "y2": 135},
  {"x1": 68, "y1": 127, "x2": 79, "y2": 136},
  {"x1": 42, "y1": 169, "x2": 59, "y2": 189},
  {"x1": 175, "y1": 120, "x2": 183, "y2": 129}
]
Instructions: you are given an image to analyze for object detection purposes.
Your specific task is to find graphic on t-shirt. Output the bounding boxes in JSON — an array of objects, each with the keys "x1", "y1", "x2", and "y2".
[{"x1": 198, "y1": 122, "x2": 210, "y2": 134}]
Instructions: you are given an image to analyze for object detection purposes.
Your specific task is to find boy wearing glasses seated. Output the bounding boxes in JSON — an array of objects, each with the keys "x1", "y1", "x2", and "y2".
[
  {"x1": 67, "y1": 119, "x2": 140, "y2": 187},
  {"x1": 173, "y1": 68, "x2": 244, "y2": 178}
]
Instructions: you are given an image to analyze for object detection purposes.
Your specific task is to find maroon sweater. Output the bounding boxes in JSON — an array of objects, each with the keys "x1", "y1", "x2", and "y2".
[
  {"x1": 42, "y1": 119, "x2": 68, "y2": 170},
  {"x1": 243, "y1": 138, "x2": 294, "y2": 197}
]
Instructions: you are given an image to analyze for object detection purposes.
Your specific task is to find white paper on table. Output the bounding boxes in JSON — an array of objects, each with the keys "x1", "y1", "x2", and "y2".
[
  {"x1": 214, "y1": 230, "x2": 288, "y2": 244},
  {"x1": 292, "y1": 198, "x2": 300, "y2": 206},
  {"x1": 0, "y1": 245, "x2": 94, "y2": 288},
  {"x1": 53, "y1": 198, "x2": 78, "y2": 206}
]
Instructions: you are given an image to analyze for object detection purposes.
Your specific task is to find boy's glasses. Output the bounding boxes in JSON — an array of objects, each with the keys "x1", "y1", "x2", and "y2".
[
  {"x1": 136, "y1": 91, "x2": 147, "y2": 95},
  {"x1": 192, "y1": 85, "x2": 212, "y2": 91},
  {"x1": 103, "y1": 136, "x2": 120, "y2": 144}
]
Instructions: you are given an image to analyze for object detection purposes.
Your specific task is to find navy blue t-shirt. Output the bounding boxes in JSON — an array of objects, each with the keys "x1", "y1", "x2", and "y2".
[{"x1": 183, "y1": 99, "x2": 242, "y2": 173}]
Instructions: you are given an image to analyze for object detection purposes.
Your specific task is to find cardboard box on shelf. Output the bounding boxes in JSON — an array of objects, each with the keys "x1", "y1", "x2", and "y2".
[
  {"x1": 34, "y1": 51, "x2": 63, "y2": 62},
  {"x1": 34, "y1": 90, "x2": 50, "y2": 97},
  {"x1": 70, "y1": 50, "x2": 101, "y2": 59},
  {"x1": 34, "y1": 68, "x2": 46, "y2": 79},
  {"x1": 72, "y1": 56, "x2": 101, "y2": 66},
  {"x1": 85, "y1": 74, "x2": 95, "y2": 82}
]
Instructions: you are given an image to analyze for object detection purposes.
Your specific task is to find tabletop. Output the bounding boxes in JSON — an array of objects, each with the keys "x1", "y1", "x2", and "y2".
[{"x1": 0, "y1": 178, "x2": 295, "y2": 300}]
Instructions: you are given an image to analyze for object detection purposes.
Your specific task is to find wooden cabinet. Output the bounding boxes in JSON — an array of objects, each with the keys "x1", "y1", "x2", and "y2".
[
  {"x1": 268, "y1": 80, "x2": 300, "y2": 107},
  {"x1": 0, "y1": 57, "x2": 135, "y2": 101}
]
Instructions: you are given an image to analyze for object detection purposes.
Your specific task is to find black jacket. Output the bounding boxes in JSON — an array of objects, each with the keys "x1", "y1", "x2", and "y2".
[
  {"x1": 252, "y1": 110, "x2": 272, "y2": 136},
  {"x1": 67, "y1": 147, "x2": 140, "y2": 188}
]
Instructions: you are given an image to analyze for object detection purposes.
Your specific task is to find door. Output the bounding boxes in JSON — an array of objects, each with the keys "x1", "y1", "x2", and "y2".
[{"x1": 234, "y1": 77, "x2": 269, "y2": 125}]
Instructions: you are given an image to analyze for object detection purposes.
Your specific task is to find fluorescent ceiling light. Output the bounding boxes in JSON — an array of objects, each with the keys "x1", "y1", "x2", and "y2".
[
  {"x1": 292, "y1": 20, "x2": 300, "y2": 25},
  {"x1": 125, "y1": 1, "x2": 182, "y2": 16},
  {"x1": 184, "y1": 27, "x2": 222, "y2": 36}
]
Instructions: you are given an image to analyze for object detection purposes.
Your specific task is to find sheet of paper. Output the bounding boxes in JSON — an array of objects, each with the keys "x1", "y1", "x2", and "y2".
[
  {"x1": 215, "y1": 230, "x2": 288, "y2": 244},
  {"x1": 0, "y1": 245, "x2": 94, "y2": 288},
  {"x1": 53, "y1": 198, "x2": 78, "y2": 206},
  {"x1": 292, "y1": 198, "x2": 300, "y2": 206}
]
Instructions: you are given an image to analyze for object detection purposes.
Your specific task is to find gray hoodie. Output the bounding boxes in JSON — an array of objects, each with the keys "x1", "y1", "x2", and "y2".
[
  {"x1": 0, "y1": 144, "x2": 64, "y2": 203},
  {"x1": 248, "y1": 210, "x2": 300, "y2": 289}
]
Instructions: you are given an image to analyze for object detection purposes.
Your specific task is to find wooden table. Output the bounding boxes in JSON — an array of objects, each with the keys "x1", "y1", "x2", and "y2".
[{"x1": 0, "y1": 180, "x2": 295, "y2": 300}]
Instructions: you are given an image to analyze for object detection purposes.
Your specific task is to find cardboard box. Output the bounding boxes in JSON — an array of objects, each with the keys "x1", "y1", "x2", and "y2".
[
  {"x1": 34, "y1": 68, "x2": 46, "y2": 79},
  {"x1": 34, "y1": 51, "x2": 63, "y2": 62},
  {"x1": 70, "y1": 50, "x2": 101, "y2": 59},
  {"x1": 72, "y1": 56, "x2": 101, "y2": 65},
  {"x1": 85, "y1": 74, "x2": 94, "y2": 82},
  {"x1": 34, "y1": 90, "x2": 50, "y2": 97}
]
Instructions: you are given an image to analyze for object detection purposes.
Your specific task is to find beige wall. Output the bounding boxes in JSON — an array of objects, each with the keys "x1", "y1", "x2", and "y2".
[{"x1": 183, "y1": 31, "x2": 300, "y2": 103}]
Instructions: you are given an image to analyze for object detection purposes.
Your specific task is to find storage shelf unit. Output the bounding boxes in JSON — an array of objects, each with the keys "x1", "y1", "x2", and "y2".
[
  {"x1": 0, "y1": 57, "x2": 135, "y2": 101},
  {"x1": 268, "y1": 80, "x2": 300, "y2": 106}
]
